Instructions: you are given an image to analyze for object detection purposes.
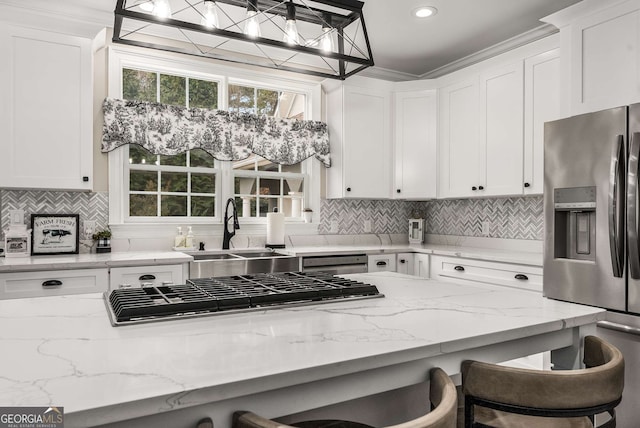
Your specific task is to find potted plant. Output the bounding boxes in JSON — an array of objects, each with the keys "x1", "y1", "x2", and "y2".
[
  {"x1": 92, "y1": 227, "x2": 112, "y2": 253},
  {"x1": 303, "y1": 208, "x2": 313, "y2": 223}
]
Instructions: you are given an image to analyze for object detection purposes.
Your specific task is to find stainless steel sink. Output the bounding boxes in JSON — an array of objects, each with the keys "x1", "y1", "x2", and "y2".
[{"x1": 188, "y1": 249, "x2": 299, "y2": 278}]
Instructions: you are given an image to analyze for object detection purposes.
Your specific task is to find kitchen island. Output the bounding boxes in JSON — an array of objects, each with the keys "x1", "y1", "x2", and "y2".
[{"x1": 0, "y1": 272, "x2": 603, "y2": 428}]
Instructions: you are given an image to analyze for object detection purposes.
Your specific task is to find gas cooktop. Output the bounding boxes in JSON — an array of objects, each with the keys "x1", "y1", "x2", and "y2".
[{"x1": 105, "y1": 271, "x2": 383, "y2": 326}]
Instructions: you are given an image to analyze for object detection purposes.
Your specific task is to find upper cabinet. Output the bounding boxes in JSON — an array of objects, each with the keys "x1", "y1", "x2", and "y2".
[
  {"x1": 544, "y1": 0, "x2": 640, "y2": 115},
  {"x1": 393, "y1": 88, "x2": 437, "y2": 200},
  {"x1": 324, "y1": 78, "x2": 392, "y2": 199},
  {"x1": 0, "y1": 25, "x2": 93, "y2": 190},
  {"x1": 523, "y1": 49, "x2": 561, "y2": 195}
]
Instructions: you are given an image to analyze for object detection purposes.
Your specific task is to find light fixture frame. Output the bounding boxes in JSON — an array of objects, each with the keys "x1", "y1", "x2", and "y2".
[{"x1": 112, "y1": 0, "x2": 374, "y2": 80}]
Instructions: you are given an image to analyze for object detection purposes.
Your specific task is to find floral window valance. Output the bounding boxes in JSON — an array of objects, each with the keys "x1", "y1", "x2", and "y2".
[{"x1": 101, "y1": 98, "x2": 331, "y2": 167}]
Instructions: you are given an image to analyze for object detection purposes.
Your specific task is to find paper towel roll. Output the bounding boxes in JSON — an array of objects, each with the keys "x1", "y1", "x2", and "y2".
[{"x1": 266, "y1": 212, "x2": 285, "y2": 246}]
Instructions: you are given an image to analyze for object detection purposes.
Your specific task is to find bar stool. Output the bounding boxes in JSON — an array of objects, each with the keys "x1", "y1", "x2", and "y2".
[
  {"x1": 461, "y1": 335, "x2": 624, "y2": 428},
  {"x1": 232, "y1": 367, "x2": 457, "y2": 428}
]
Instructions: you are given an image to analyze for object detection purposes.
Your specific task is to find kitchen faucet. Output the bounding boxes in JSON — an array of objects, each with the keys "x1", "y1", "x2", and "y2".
[{"x1": 222, "y1": 197, "x2": 240, "y2": 249}]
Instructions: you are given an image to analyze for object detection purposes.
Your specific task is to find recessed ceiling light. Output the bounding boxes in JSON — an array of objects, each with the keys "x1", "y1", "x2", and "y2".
[{"x1": 414, "y1": 6, "x2": 437, "y2": 18}]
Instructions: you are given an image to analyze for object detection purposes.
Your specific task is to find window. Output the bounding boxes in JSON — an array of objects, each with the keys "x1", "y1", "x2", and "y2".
[{"x1": 109, "y1": 51, "x2": 319, "y2": 228}]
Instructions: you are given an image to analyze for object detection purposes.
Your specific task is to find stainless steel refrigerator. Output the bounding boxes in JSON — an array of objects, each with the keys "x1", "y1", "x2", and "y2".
[{"x1": 544, "y1": 104, "x2": 640, "y2": 427}]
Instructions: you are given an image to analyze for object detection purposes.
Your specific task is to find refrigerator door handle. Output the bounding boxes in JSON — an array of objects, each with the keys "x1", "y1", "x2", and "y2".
[
  {"x1": 629, "y1": 132, "x2": 640, "y2": 279},
  {"x1": 609, "y1": 134, "x2": 625, "y2": 278}
]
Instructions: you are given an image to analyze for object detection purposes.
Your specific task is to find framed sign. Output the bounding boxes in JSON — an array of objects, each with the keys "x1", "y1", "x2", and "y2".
[{"x1": 31, "y1": 214, "x2": 80, "y2": 255}]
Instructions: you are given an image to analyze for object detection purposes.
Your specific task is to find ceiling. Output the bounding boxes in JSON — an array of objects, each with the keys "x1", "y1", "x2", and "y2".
[{"x1": 0, "y1": 0, "x2": 583, "y2": 80}]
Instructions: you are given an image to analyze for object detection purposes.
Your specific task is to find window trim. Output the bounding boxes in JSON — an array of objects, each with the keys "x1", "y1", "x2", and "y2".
[{"x1": 107, "y1": 45, "x2": 322, "y2": 236}]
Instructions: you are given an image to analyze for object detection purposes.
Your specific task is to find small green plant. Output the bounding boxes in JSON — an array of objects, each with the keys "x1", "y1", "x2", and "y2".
[{"x1": 92, "y1": 228, "x2": 112, "y2": 241}]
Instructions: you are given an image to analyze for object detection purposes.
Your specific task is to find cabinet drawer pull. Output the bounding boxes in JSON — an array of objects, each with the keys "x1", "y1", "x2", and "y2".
[
  {"x1": 454, "y1": 265, "x2": 465, "y2": 272},
  {"x1": 42, "y1": 280, "x2": 63, "y2": 287},
  {"x1": 399, "y1": 259, "x2": 406, "y2": 264},
  {"x1": 139, "y1": 274, "x2": 156, "y2": 281},
  {"x1": 376, "y1": 261, "x2": 387, "y2": 266},
  {"x1": 478, "y1": 185, "x2": 484, "y2": 190},
  {"x1": 515, "y1": 274, "x2": 529, "y2": 281},
  {"x1": 472, "y1": 186, "x2": 477, "y2": 191}
]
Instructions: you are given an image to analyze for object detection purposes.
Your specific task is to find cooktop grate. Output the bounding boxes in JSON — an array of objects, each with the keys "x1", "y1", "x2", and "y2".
[{"x1": 105, "y1": 271, "x2": 382, "y2": 326}]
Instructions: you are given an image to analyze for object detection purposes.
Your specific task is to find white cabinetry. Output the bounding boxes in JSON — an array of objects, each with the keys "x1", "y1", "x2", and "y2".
[
  {"x1": 438, "y1": 78, "x2": 480, "y2": 198},
  {"x1": 430, "y1": 255, "x2": 542, "y2": 292},
  {"x1": 544, "y1": 0, "x2": 640, "y2": 115},
  {"x1": 396, "y1": 253, "x2": 414, "y2": 275},
  {"x1": 439, "y1": 62, "x2": 524, "y2": 198},
  {"x1": 324, "y1": 78, "x2": 392, "y2": 199},
  {"x1": 413, "y1": 253, "x2": 430, "y2": 278},
  {"x1": 393, "y1": 89, "x2": 437, "y2": 199},
  {"x1": 368, "y1": 254, "x2": 396, "y2": 272},
  {"x1": 0, "y1": 269, "x2": 108, "y2": 299},
  {"x1": 0, "y1": 25, "x2": 92, "y2": 190},
  {"x1": 109, "y1": 265, "x2": 185, "y2": 290},
  {"x1": 523, "y1": 49, "x2": 561, "y2": 194}
]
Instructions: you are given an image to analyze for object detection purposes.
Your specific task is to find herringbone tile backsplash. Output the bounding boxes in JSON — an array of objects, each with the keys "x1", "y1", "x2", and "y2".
[
  {"x1": 0, "y1": 190, "x2": 109, "y2": 240},
  {"x1": 319, "y1": 196, "x2": 543, "y2": 240}
]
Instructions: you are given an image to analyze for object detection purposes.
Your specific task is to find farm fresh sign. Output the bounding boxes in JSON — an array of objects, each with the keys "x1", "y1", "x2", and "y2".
[{"x1": 30, "y1": 214, "x2": 79, "y2": 255}]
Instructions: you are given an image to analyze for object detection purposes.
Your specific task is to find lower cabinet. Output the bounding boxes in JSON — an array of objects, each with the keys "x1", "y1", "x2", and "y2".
[
  {"x1": 0, "y1": 268, "x2": 109, "y2": 299},
  {"x1": 429, "y1": 255, "x2": 542, "y2": 292},
  {"x1": 109, "y1": 265, "x2": 185, "y2": 290},
  {"x1": 413, "y1": 253, "x2": 430, "y2": 278},
  {"x1": 396, "y1": 253, "x2": 415, "y2": 275},
  {"x1": 368, "y1": 254, "x2": 397, "y2": 272}
]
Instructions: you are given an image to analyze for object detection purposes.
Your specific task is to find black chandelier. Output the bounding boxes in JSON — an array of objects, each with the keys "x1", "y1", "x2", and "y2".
[{"x1": 113, "y1": 0, "x2": 374, "y2": 80}]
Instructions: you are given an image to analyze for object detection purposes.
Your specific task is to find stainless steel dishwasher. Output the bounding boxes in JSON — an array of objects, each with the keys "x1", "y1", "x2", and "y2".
[{"x1": 301, "y1": 254, "x2": 368, "y2": 274}]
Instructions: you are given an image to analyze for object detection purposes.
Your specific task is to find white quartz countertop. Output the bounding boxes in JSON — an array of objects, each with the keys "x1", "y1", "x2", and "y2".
[
  {"x1": 0, "y1": 272, "x2": 602, "y2": 427},
  {"x1": 282, "y1": 244, "x2": 543, "y2": 266},
  {"x1": 0, "y1": 251, "x2": 193, "y2": 272}
]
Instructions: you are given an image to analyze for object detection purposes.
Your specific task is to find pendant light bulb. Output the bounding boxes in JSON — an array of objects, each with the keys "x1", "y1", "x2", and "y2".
[
  {"x1": 283, "y1": 2, "x2": 300, "y2": 45},
  {"x1": 244, "y1": 0, "x2": 261, "y2": 38},
  {"x1": 153, "y1": 0, "x2": 172, "y2": 18},
  {"x1": 319, "y1": 14, "x2": 334, "y2": 53},
  {"x1": 201, "y1": 0, "x2": 220, "y2": 28}
]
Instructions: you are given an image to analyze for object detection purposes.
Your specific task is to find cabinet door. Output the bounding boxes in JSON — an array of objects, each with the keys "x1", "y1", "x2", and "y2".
[
  {"x1": 0, "y1": 268, "x2": 108, "y2": 300},
  {"x1": 396, "y1": 253, "x2": 415, "y2": 275},
  {"x1": 569, "y1": 2, "x2": 640, "y2": 113},
  {"x1": 368, "y1": 254, "x2": 396, "y2": 272},
  {"x1": 524, "y1": 49, "x2": 560, "y2": 195},
  {"x1": 394, "y1": 90, "x2": 437, "y2": 199},
  {"x1": 109, "y1": 265, "x2": 184, "y2": 290},
  {"x1": 438, "y1": 79, "x2": 480, "y2": 198},
  {"x1": 343, "y1": 85, "x2": 391, "y2": 199},
  {"x1": 413, "y1": 253, "x2": 430, "y2": 278},
  {"x1": 0, "y1": 26, "x2": 92, "y2": 190},
  {"x1": 479, "y1": 62, "x2": 524, "y2": 196}
]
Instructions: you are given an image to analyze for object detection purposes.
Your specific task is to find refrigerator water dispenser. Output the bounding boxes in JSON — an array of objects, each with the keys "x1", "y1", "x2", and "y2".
[{"x1": 553, "y1": 187, "x2": 596, "y2": 262}]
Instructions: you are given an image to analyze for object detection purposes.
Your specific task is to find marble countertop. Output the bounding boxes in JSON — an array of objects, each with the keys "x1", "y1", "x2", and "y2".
[
  {"x1": 0, "y1": 251, "x2": 193, "y2": 273},
  {"x1": 0, "y1": 272, "x2": 602, "y2": 427}
]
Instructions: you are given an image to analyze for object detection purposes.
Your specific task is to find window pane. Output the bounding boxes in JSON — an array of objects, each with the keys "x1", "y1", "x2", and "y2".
[
  {"x1": 235, "y1": 177, "x2": 257, "y2": 195},
  {"x1": 192, "y1": 196, "x2": 215, "y2": 217},
  {"x1": 190, "y1": 79, "x2": 218, "y2": 109},
  {"x1": 130, "y1": 194, "x2": 157, "y2": 216},
  {"x1": 260, "y1": 178, "x2": 281, "y2": 196},
  {"x1": 161, "y1": 172, "x2": 188, "y2": 192},
  {"x1": 236, "y1": 196, "x2": 256, "y2": 217},
  {"x1": 259, "y1": 198, "x2": 277, "y2": 217},
  {"x1": 190, "y1": 149, "x2": 215, "y2": 168},
  {"x1": 160, "y1": 153, "x2": 187, "y2": 166},
  {"x1": 130, "y1": 171, "x2": 158, "y2": 191},
  {"x1": 257, "y1": 89, "x2": 279, "y2": 116},
  {"x1": 228, "y1": 85, "x2": 255, "y2": 114},
  {"x1": 123, "y1": 69, "x2": 157, "y2": 102},
  {"x1": 161, "y1": 195, "x2": 187, "y2": 216},
  {"x1": 129, "y1": 145, "x2": 157, "y2": 165},
  {"x1": 191, "y1": 173, "x2": 215, "y2": 193},
  {"x1": 160, "y1": 74, "x2": 186, "y2": 106}
]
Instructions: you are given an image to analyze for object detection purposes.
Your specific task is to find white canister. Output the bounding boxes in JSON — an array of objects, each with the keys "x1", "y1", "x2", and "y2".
[{"x1": 4, "y1": 224, "x2": 31, "y2": 257}]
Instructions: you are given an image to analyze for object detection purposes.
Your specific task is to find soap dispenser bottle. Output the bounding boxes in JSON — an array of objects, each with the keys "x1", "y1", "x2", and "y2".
[
  {"x1": 185, "y1": 226, "x2": 194, "y2": 249},
  {"x1": 174, "y1": 226, "x2": 185, "y2": 248}
]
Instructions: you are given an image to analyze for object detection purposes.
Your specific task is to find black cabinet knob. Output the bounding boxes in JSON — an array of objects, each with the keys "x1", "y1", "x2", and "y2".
[
  {"x1": 472, "y1": 186, "x2": 477, "y2": 191},
  {"x1": 515, "y1": 274, "x2": 529, "y2": 280},
  {"x1": 82, "y1": 176, "x2": 89, "y2": 182},
  {"x1": 524, "y1": 182, "x2": 530, "y2": 188},
  {"x1": 478, "y1": 185, "x2": 484, "y2": 190},
  {"x1": 346, "y1": 187, "x2": 351, "y2": 192},
  {"x1": 397, "y1": 189, "x2": 401, "y2": 193},
  {"x1": 454, "y1": 265, "x2": 465, "y2": 272},
  {"x1": 399, "y1": 259, "x2": 406, "y2": 264}
]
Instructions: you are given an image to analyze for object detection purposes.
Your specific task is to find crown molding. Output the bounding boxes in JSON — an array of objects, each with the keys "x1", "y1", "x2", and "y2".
[
  {"x1": 420, "y1": 24, "x2": 559, "y2": 79},
  {"x1": 359, "y1": 65, "x2": 421, "y2": 82}
]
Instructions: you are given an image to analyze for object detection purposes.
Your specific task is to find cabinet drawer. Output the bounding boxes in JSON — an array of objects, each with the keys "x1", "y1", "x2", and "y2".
[
  {"x1": 368, "y1": 254, "x2": 397, "y2": 272},
  {"x1": 430, "y1": 255, "x2": 542, "y2": 292},
  {"x1": 109, "y1": 265, "x2": 184, "y2": 290},
  {"x1": 0, "y1": 268, "x2": 108, "y2": 299}
]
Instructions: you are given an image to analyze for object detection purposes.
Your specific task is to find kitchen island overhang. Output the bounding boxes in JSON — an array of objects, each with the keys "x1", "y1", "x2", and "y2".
[{"x1": 0, "y1": 272, "x2": 605, "y2": 428}]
